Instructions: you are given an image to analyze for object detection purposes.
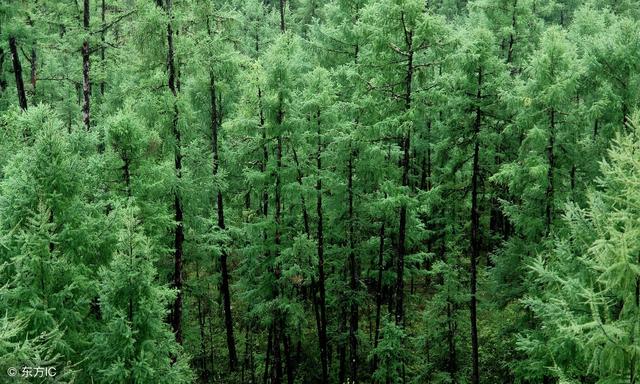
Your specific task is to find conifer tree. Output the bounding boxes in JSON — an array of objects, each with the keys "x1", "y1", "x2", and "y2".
[
  {"x1": 520, "y1": 118, "x2": 640, "y2": 383},
  {"x1": 89, "y1": 206, "x2": 192, "y2": 383}
]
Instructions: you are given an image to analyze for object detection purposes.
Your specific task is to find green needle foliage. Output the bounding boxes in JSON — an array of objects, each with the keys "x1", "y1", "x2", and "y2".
[{"x1": 1, "y1": 1, "x2": 639, "y2": 383}]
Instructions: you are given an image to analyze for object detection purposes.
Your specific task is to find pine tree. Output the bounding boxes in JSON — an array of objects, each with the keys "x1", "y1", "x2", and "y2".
[
  {"x1": 520, "y1": 117, "x2": 640, "y2": 383},
  {"x1": 89, "y1": 206, "x2": 192, "y2": 383}
]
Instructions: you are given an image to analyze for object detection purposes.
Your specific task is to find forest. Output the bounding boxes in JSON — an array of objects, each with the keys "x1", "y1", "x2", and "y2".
[{"x1": 1, "y1": 0, "x2": 640, "y2": 383}]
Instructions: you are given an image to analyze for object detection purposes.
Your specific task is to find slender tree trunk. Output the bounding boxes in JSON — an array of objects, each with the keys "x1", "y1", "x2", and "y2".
[
  {"x1": 506, "y1": 0, "x2": 517, "y2": 64},
  {"x1": 338, "y1": 302, "x2": 347, "y2": 384},
  {"x1": 315, "y1": 110, "x2": 330, "y2": 384},
  {"x1": 469, "y1": 67, "x2": 483, "y2": 384},
  {"x1": 8, "y1": 36, "x2": 28, "y2": 110},
  {"x1": 272, "y1": 322, "x2": 283, "y2": 384},
  {"x1": 82, "y1": 0, "x2": 91, "y2": 130},
  {"x1": 164, "y1": 0, "x2": 184, "y2": 345},
  {"x1": 447, "y1": 300, "x2": 457, "y2": 383},
  {"x1": 100, "y1": 0, "x2": 106, "y2": 96},
  {"x1": 545, "y1": 108, "x2": 555, "y2": 236},
  {"x1": 282, "y1": 329, "x2": 294, "y2": 384},
  {"x1": 0, "y1": 47, "x2": 6, "y2": 93},
  {"x1": 373, "y1": 221, "x2": 385, "y2": 372},
  {"x1": 210, "y1": 73, "x2": 239, "y2": 370},
  {"x1": 291, "y1": 143, "x2": 325, "y2": 382},
  {"x1": 29, "y1": 45, "x2": 36, "y2": 94},
  {"x1": 0, "y1": 48, "x2": 6, "y2": 94},
  {"x1": 348, "y1": 142, "x2": 359, "y2": 383},
  {"x1": 279, "y1": 0, "x2": 285, "y2": 33},
  {"x1": 396, "y1": 26, "x2": 413, "y2": 327},
  {"x1": 264, "y1": 327, "x2": 272, "y2": 384},
  {"x1": 195, "y1": 263, "x2": 209, "y2": 382}
]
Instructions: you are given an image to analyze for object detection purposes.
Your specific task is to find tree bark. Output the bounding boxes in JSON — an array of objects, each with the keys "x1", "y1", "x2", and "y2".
[
  {"x1": 211, "y1": 73, "x2": 239, "y2": 370},
  {"x1": 545, "y1": 108, "x2": 555, "y2": 236},
  {"x1": 100, "y1": 0, "x2": 106, "y2": 96},
  {"x1": 396, "y1": 23, "x2": 413, "y2": 327},
  {"x1": 0, "y1": 47, "x2": 6, "y2": 93},
  {"x1": 8, "y1": 36, "x2": 28, "y2": 110},
  {"x1": 373, "y1": 221, "x2": 385, "y2": 372},
  {"x1": 195, "y1": 263, "x2": 209, "y2": 382},
  {"x1": 470, "y1": 66, "x2": 483, "y2": 384},
  {"x1": 506, "y1": 0, "x2": 518, "y2": 64},
  {"x1": 263, "y1": 326, "x2": 272, "y2": 384},
  {"x1": 315, "y1": 110, "x2": 330, "y2": 384},
  {"x1": 163, "y1": 0, "x2": 184, "y2": 345},
  {"x1": 279, "y1": 0, "x2": 285, "y2": 33},
  {"x1": 82, "y1": 0, "x2": 91, "y2": 130},
  {"x1": 348, "y1": 142, "x2": 359, "y2": 383}
]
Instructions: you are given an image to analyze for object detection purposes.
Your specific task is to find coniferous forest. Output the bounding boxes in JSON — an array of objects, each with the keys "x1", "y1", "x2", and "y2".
[{"x1": 1, "y1": 0, "x2": 640, "y2": 383}]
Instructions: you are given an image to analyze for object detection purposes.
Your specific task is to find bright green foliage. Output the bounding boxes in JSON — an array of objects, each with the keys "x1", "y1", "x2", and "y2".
[
  {"x1": 89, "y1": 207, "x2": 192, "y2": 384},
  {"x1": 520, "y1": 119, "x2": 640, "y2": 383},
  {"x1": 1, "y1": 1, "x2": 640, "y2": 383}
]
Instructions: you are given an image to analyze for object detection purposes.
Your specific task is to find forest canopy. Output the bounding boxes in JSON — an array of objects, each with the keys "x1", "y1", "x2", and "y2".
[{"x1": 1, "y1": 0, "x2": 639, "y2": 383}]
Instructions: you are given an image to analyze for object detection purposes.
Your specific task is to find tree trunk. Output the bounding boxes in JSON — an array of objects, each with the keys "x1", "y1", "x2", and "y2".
[
  {"x1": 469, "y1": 67, "x2": 483, "y2": 384},
  {"x1": 211, "y1": 73, "x2": 238, "y2": 371},
  {"x1": 195, "y1": 263, "x2": 209, "y2": 382},
  {"x1": 338, "y1": 303, "x2": 347, "y2": 384},
  {"x1": 373, "y1": 221, "x2": 385, "y2": 372},
  {"x1": 164, "y1": 0, "x2": 184, "y2": 345},
  {"x1": 316, "y1": 110, "x2": 330, "y2": 384},
  {"x1": 8, "y1": 36, "x2": 28, "y2": 110},
  {"x1": 545, "y1": 108, "x2": 555, "y2": 236},
  {"x1": 279, "y1": 0, "x2": 285, "y2": 33},
  {"x1": 264, "y1": 327, "x2": 272, "y2": 384},
  {"x1": 82, "y1": 0, "x2": 91, "y2": 130},
  {"x1": 272, "y1": 322, "x2": 283, "y2": 384},
  {"x1": 447, "y1": 301, "x2": 457, "y2": 382},
  {"x1": 29, "y1": 45, "x2": 36, "y2": 94},
  {"x1": 396, "y1": 27, "x2": 413, "y2": 327},
  {"x1": 282, "y1": 328, "x2": 294, "y2": 384},
  {"x1": 348, "y1": 142, "x2": 359, "y2": 383},
  {"x1": 506, "y1": 0, "x2": 518, "y2": 64},
  {"x1": 291, "y1": 143, "x2": 324, "y2": 382},
  {"x1": 100, "y1": 0, "x2": 106, "y2": 96},
  {"x1": 0, "y1": 47, "x2": 6, "y2": 92}
]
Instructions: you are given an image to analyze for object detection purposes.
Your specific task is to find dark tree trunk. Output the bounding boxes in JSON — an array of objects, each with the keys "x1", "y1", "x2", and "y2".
[
  {"x1": 396, "y1": 25, "x2": 413, "y2": 327},
  {"x1": 0, "y1": 47, "x2": 6, "y2": 92},
  {"x1": 373, "y1": 221, "x2": 385, "y2": 372},
  {"x1": 164, "y1": 0, "x2": 184, "y2": 345},
  {"x1": 30, "y1": 45, "x2": 36, "y2": 93},
  {"x1": 264, "y1": 327, "x2": 272, "y2": 384},
  {"x1": 82, "y1": 0, "x2": 91, "y2": 130},
  {"x1": 447, "y1": 301, "x2": 457, "y2": 382},
  {"x1": 291, "y1": 142, "x2": 324, "y2": 382},
  {"x1": 348, "y1": 142, "x2": 359, "y2": 383},
  {"x1": 506, "y1": 0, "x2": 517, "y2": 64},
  {"x1": 195, "y1": 263, "x2": 209, "y2": 382},
  {"x1": 8, "y1": 36, "x2": 28, "y2": 110},
  {"x1": 279, "y1": 0, "x2": 285, "y2": 33},
  {"x1": 282, "y1": 328, "x2": 294, "y2": 384},
  {"x1": 545, "y1": 108, "x2": 555, "y2": 236},
  {"x1": 211, "y1": 73, "x2": 238, "y2": 371},
  {"x1": 315, "y1": 110, "x2": 330, "y2": 384},
  {"x1": 272, "y1": 322, "x2": 283, "y2": 384},
  {"x1": 470, "y1": 67, "x2": 483, "y2": 384},
  {"x1": 100, "y1": 0, "x2": 106, "y2": 96},
  {"x1": 338, "y1": 303, "x2": 347, "y2": 384}
]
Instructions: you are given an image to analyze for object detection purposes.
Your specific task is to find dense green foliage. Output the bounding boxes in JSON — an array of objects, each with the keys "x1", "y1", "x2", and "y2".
[{"x1": 1, "y1": 0, "x2": 639, "y2": 383}]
